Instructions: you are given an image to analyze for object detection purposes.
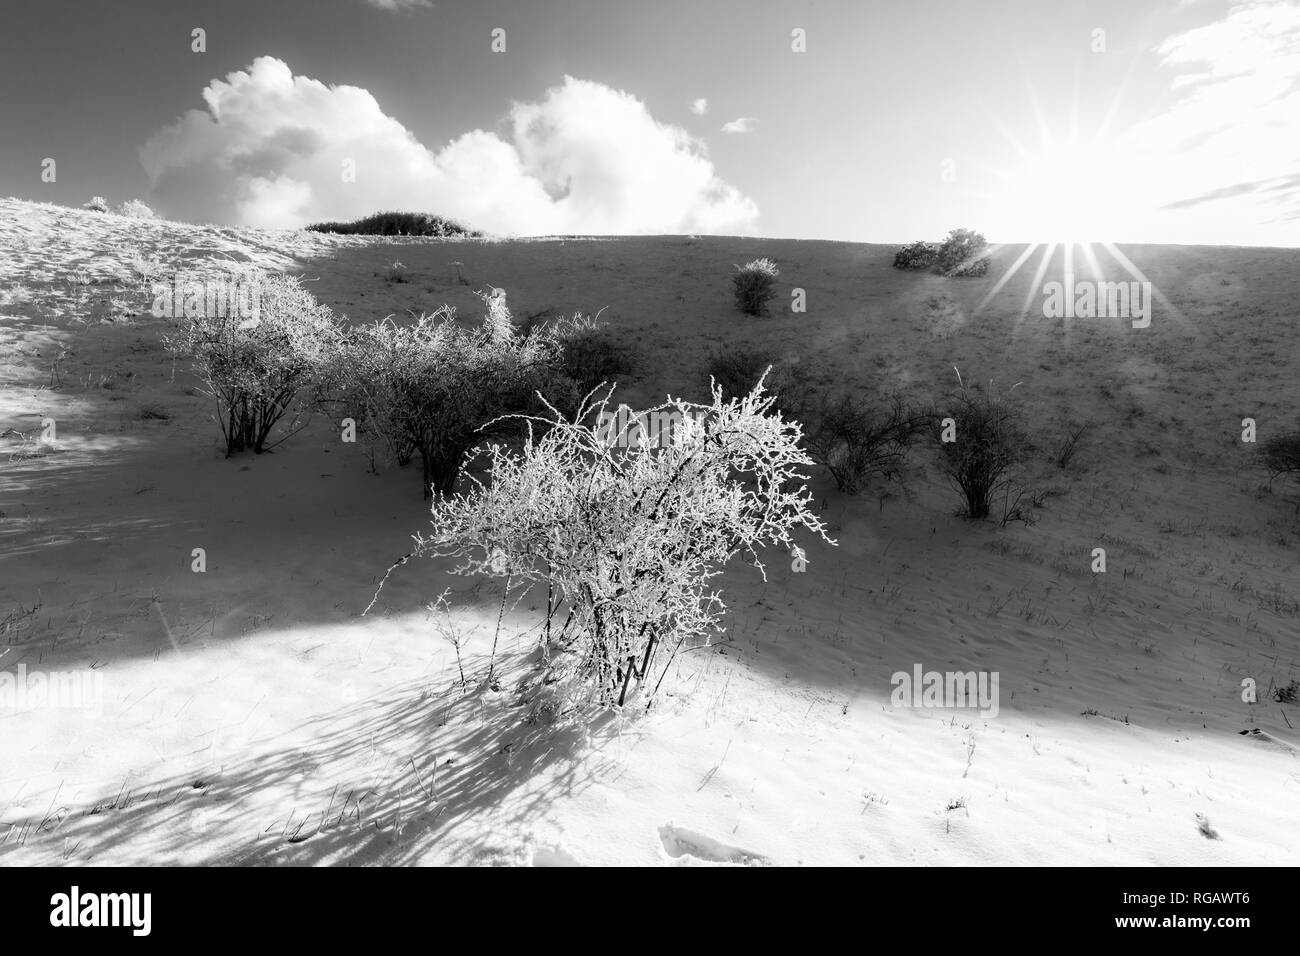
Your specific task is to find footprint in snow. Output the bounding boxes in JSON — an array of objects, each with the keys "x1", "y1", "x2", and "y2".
[
  {"x1": 658, "y1": 823, "x2": 772, "y2": 866},
  {"x1": 1237, "y1": 728, "x2": 1297, "y2": 755},
  {"x1": 531, "y1": 845, "x2": 583, "y2": 867}
]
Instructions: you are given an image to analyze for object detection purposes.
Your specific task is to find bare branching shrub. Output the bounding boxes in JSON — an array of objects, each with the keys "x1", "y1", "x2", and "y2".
[
  {"x1": 165, "y1": 270, "x2": 339, "y2": 456},
  {"x1": 407, "y1": 379, "x2": 834, "y2": 717},
  {"x1": 732, "y1": 258, "x2": 779, "y2": 316},
  {"x1": 936, "y1": 371, "x2": 1029, "y2": 519},
  {"x1": 802, "y1": 390, "x2": 932, "y2": 494},
  {"x1": 1261, "y1": 432, "x2": 1300, "y2": 488},
  {"x1": 330, "y1": 298, "x2": 556, "y2": 498},
  {"x1": 82, "y1": 196, "x2": 108, "y2": 213}
]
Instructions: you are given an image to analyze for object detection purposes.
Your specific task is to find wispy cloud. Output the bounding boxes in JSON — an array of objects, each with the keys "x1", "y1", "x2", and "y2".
[
  {"x1": 689, "y1": 98, "x2": 708, "y2": 116},
  {"x1": 720, "y1": 117, "x2": 755, "y2": 134},
  {"x1": 1128, "y1": 0, "x2": 1300, "y2": 238},
  {"x1": 362, "y1": 0, "x2": 432, "y2": 11}
]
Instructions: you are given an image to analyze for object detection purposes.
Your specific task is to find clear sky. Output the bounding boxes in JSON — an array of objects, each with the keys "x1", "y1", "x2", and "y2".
[{"x1": 1, "y1": 0, "x2": 1296, "y2": 245}]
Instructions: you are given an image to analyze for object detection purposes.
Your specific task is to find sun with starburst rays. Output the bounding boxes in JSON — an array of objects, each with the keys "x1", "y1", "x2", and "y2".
[{"x1": 971, "y1": 127, "x2": 1186, "y2": 330}]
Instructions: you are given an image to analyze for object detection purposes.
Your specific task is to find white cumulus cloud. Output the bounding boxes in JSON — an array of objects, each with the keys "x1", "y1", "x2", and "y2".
[
  {"x1": 139, "y1": 57, "x2": 758, "y2": 235},
  {"x1": 690, "y1": 97, "x2": 708, "y2": 115}
]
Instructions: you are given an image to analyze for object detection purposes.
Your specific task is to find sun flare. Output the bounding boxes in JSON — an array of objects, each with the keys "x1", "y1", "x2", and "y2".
[{"x1": 992, "y1": 140, "x2": 1136, "y2": 245}]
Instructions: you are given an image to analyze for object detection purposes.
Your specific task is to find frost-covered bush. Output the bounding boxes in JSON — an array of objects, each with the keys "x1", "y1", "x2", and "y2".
[
  {"x1": 803, "y1": 390, "x2": 932, "y2": 494},
  {"x1": 481, "y1": 287, "x2": 513, "y2": 346},
  {"x1": 936, "y1": 228, "x2": 989, "y2": 277},
  {"x1": 732, "y1": 257, "x2": 779, "y2": 316},
  {"x1": 331, "y1": 291, "x2": 556, "y2": 498},
  {"x1": 116, "y1": 199, "x2": 157, "y2": 219},
  {"x1": 408, "y1": 379, "x2": 834, "y2": 716},
  {"x1": 165, "y1": 270, "x2": 339, "y2": 456},
  {"x1": 936, "y1": 371, "x2": 1028, "y2": 518},
  {"x1": 82, "y1": 197, "x2": 109, "y2": 213}
]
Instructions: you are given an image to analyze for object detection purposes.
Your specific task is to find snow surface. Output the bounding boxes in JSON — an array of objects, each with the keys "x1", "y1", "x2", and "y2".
[{"x1": 1, "y1": 199, "x2": 1297, "y2": 866}]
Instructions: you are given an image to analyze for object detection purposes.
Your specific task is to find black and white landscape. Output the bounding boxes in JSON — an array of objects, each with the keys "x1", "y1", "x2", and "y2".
[{"x1": 0, "y1": 0, "x2": 1298, "y2": 870}]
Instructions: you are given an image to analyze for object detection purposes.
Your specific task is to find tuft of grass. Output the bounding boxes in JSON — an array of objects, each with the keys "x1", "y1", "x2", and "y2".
[
  {"x1": 1, "y1": 600, "x2": 42, "y2": 644},
  {"x1": 1053, "y1": 422, "x2": 1091, "y2": 469}
]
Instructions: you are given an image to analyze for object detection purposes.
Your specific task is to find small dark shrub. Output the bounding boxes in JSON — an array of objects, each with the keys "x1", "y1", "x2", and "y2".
[
  {"x1": 554, "y1": 318, "x2": 638, "y2": 394},
  {"x1": 892, "y1": 241, "x2": 938, "y2": 271},
  {"x1": 936, "y1": 228, "x2": 990, "y2": 277},
  {"x1": 706, "y1": 347, "x2": 776, "y2": 401},
  {"x1": 514, "y1": 307, "x2": 560, "y2": 338},
  {"x1": 307, "y1": 211, "x2": 481, "y2": 238},
  {"x1": 732, "y1": 258, "x2": 779, "y2": 316},
  {"x1": 936, "y1": 371, "x2": 1029, "y2": 519},
  {"x1": 1261, "y1": 432, "x2": 1300, "y2": 485},
  {"x1": 521, "y1": 315, "x2": 638, "y2": 425},
  {"x1": 802, "y1": 390, "x2": 932, "y2": 494},
  {"x1": 705, "y1": 348, "x2": 807, "y2": 420}
]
